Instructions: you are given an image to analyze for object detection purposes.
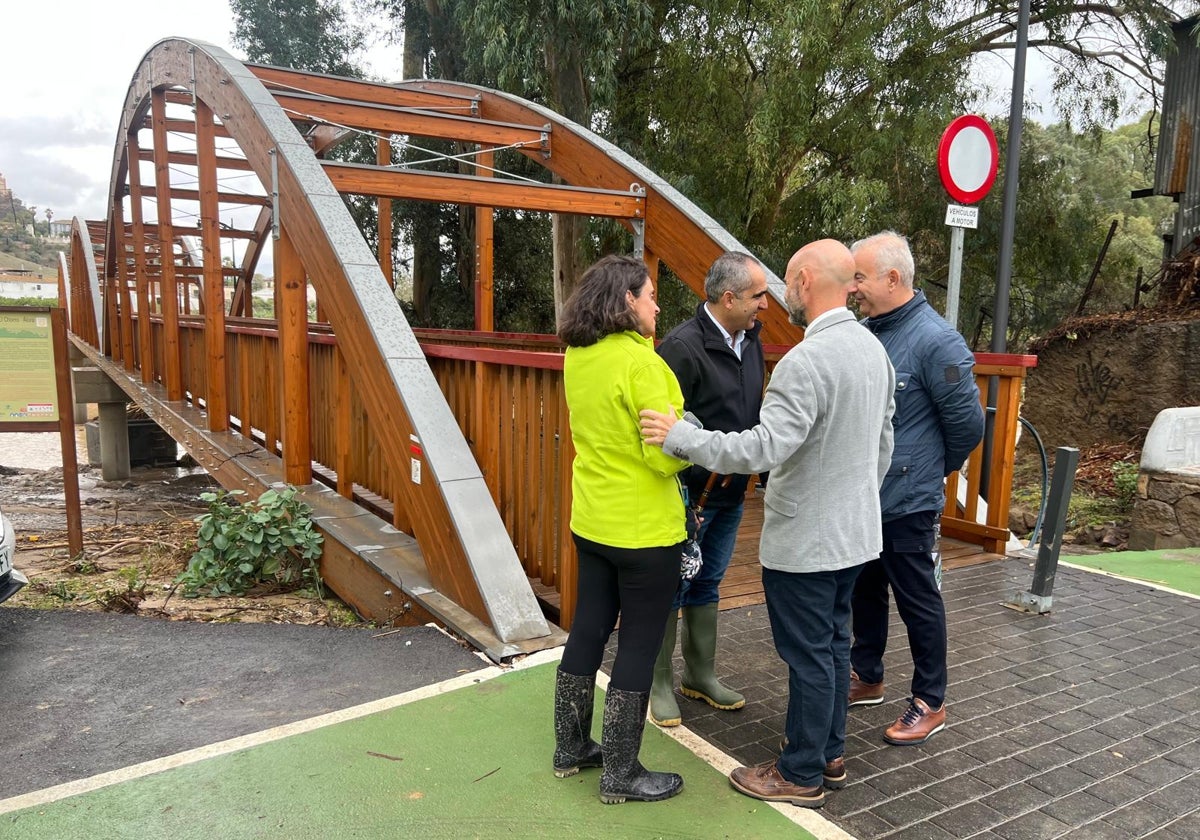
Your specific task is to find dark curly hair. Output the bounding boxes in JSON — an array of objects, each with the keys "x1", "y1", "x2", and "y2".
[{"x1": 557, "y1": 255, "x2": 650, "y2": 347}]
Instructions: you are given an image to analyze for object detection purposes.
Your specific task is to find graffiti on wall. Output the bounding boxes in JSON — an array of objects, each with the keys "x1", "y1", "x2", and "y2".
[{"x1": 1073, "y1": 347, "x2": 1134, "y2": 438}]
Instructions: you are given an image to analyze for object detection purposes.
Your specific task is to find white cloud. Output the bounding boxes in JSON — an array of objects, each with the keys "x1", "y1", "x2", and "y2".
[
  {"x1": 0, "y1": 0, "x2": 238, "y2": 221},
  {"x1": 0, "y1": 0, "x2": 406, "y2": 229}
]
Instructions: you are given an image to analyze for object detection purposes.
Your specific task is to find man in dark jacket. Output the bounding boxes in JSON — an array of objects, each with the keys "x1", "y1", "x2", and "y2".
[
  {"x1": 649, "y1": 251, "x2": 769, "y2": 727},
  {"x1": 847, "y1": 231, "x2": 984, "y2": 746}
]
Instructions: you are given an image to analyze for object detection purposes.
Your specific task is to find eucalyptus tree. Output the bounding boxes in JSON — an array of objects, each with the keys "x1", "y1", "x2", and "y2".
[
  {"x1": 457, "y1": 0, "x2": 660, "y2": 311},
  {"x1": 609, "y1": 0, "x2": 1186, "y2": 255},
  {"x1": 229, "y1": 0, "x2": 1194, "y2": 335},
  {"x1": 229, "y1": 0, "x2": 365, "y2": 77}
]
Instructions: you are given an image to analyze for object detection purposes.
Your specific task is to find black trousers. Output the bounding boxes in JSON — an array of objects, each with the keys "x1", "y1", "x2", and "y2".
[
  {"x1": 560, "y1": 533, "x2": 681, "y2": 692},
  {"x1": 850, "y1": 509, "x2": 947, "y2": 709}
]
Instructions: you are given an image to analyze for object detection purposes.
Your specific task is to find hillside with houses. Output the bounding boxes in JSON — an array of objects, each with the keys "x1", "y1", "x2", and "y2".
[{"x1": 0, "y1": 172, "x2": 66, "y2": 302}]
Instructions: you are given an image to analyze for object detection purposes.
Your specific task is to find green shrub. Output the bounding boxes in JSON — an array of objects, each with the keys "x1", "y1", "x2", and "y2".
[
  {"x1": 177, "y1": 487, "x2": 324, "y2": 598},
  {"x1": 1112, "y1": 460, "x2": 1139, "y2": 511}
]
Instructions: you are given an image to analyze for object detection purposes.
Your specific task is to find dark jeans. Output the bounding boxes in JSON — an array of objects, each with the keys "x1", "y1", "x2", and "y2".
[
  {"x1": 560, "y1": 533, "x2": 682, "y2": 692},
  {"x1": 674, "y1": 502, "x2": 743, "y2": 608},
  {"x1": 764, "y1": 564, "x2": 861, "y2": 788},
  {"x1": 850, "y1": 509, "x2": 947, "y2": 709}
]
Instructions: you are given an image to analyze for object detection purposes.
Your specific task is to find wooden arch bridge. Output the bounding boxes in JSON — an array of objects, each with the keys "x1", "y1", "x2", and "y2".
[{"x1": 58, "y1": 39, "x2": 1033, "y2": 660}]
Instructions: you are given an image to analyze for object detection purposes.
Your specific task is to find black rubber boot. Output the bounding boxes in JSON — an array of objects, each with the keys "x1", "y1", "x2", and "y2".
[
  {"x1": 598, "y1": 687, "x2": 684, "y2": 804},
  {"x1": 553, "y1": 669, "x2": 603, "y2": 778}
]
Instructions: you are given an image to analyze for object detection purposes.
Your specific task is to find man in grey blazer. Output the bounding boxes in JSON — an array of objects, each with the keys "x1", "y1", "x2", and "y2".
[{"x1": 641, "y1": 239, "x2": 895, "y2": 808}]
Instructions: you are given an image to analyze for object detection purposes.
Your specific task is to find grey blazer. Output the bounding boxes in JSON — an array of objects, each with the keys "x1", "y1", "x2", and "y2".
[{"x1": 663, "y1": 308, "x2": 895, "y2": 573}]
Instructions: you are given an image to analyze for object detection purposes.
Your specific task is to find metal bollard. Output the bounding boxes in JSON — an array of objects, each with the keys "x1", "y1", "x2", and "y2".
[{"x1": 1005, "y1": 446, "x2": 1080, "y2": 614}]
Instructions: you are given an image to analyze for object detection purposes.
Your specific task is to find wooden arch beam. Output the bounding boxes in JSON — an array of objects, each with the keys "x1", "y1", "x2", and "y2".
[
  {"x1": 102, "y1": 38, "x2": 551, "y2": 646},
  {"x1": 68, "y1": 217, "x2": 103, "y2": 350},
  {"x1": 401, "y1": 80, "x2": 803, "y2": 345},
  {"x1": 247, "y1": 63, "x2": 479, "y2": 112},
  {"x1": 323, "y1": 162, "x2": 643, "y2": 218},
  {"x1": 272, "y1": 91, "x2": 550, "y2": 151}
]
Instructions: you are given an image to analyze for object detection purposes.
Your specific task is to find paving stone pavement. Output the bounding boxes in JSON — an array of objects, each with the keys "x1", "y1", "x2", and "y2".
[{"x1": 609, "y1": 558, "x2": 1200, "y2": 839}]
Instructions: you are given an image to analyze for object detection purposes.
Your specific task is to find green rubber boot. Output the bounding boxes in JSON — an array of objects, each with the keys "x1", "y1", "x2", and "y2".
[
  {"x1": 680, "y1": 603, "x2": 745, "y2": 710},
  {"x1": 648, "y1": 613, "x2": 681, "y2": 727}
]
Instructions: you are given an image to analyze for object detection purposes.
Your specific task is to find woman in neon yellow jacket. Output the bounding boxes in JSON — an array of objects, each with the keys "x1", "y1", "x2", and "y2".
[{"x1": 551, "y1": 254, "x2": 690, "y2": 805}]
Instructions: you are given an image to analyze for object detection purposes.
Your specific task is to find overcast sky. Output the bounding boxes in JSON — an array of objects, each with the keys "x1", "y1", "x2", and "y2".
[
  {"x1": 1, "y1": 2, "x2": 236, "y2": 223},
  {"x1": 0, "y1": 0, "x2": 406, "y2": 225},
  {"x1": 0, "y1": 1, "x2": 1072, "y2": 228}
]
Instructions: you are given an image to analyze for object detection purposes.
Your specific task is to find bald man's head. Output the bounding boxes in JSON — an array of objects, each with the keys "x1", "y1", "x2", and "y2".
[{"x1": 784, "y1": 239, "x2": 855, "y2": 326}]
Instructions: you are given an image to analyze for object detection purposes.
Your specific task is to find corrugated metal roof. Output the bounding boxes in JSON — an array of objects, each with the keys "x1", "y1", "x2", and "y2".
[{"x1": 1155, "y1": 15, "x2": 1200, "y2": 252}]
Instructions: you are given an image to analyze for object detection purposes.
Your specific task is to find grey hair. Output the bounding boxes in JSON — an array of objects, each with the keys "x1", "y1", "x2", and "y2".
[
  {"x1": 850, "y1": 231, "x2": 915, "y2": 289},
  {"x1": 704, "y1": 252, "x2": 760, "y2": 302}
]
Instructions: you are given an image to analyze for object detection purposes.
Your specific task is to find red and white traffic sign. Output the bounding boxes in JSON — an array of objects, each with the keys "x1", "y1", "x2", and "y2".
[{"x1": 937, "y1": 115, "x2": 999, "y2": 205}]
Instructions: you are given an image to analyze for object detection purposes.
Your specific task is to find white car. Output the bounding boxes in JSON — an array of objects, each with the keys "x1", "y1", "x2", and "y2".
[{"x1": 0, "y1": 505, "x2": 26, "y2": 604}]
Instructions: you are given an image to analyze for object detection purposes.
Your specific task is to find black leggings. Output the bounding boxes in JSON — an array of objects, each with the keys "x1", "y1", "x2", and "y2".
[{"x1": 560, "y1": 534, "x2": 682, "y2": 692}]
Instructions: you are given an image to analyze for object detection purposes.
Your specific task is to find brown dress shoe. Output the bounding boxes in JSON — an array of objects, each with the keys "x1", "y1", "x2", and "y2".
[
  {"x1": 823, "y1": 757, "x2": 847, "y2": 790},
  {"x1": 883, "y1": 697, "x2": 946, "y2": 745},
  {"x1": 849, "y1": 670, "x2": 885, "y2": 707},
  {"x1": 730, "y1": 761, "x2": 825, "y2": 808}
]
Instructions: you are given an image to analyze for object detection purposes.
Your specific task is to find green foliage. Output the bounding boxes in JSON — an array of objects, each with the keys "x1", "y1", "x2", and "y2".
[
  {"x1": 229, "y1": 1, "x2": 1184, "y2": 339},
  {"x1": 463, "y1": 0, "x2": 655, "y2": 116},
  {"x1": 0, "y1": 296, "x2": 58, "y2": 307},
  {"x1": 176, "y1": 488, "x2": 325, "y2": 598},
  {"x1": 0, "y1": 194, "x2": 66, "y2": 270},
  {"x1": 1112, "y1": 461, "x2": 1140, "y2": 511},
  {"x1": 230, "y1": 0, "x2": 365, "y2": 75}
]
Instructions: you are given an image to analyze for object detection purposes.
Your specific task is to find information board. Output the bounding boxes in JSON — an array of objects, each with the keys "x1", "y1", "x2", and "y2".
[{"x1": 0, "y1": 309, "x2": 60, "y2": 423}]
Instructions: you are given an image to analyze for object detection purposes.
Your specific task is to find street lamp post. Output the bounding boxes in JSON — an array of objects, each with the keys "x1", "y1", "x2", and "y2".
[{"x1": 981, "y1": 0, "x2": 1030, "y2": 498}]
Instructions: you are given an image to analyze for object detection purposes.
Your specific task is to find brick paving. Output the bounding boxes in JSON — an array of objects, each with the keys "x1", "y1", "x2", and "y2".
[{"x1": 612, "y1": 558, "x2": 1200, "y2": 838}]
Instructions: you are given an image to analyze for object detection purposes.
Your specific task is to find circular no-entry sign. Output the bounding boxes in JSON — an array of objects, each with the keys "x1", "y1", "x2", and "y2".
[{"x1": 937, "y1": 115, "x2": 999, "y2": 205}]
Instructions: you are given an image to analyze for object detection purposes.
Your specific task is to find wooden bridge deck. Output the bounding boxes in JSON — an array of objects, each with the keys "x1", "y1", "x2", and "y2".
[
  {"x1": 716, "y1": 493, "x2": 1006, "y2": 611},
  {"x1": 532, "y1": 493, "x2": 1006, "y2": 620}
]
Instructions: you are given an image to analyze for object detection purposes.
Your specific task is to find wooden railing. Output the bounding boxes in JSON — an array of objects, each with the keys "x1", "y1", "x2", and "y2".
[
  {"x1": 943, "y1": 353, "x2": 1039, "y2": 553},
  {"x1": 132, "y1": 319, "x2": 1033, "y2": 626}
]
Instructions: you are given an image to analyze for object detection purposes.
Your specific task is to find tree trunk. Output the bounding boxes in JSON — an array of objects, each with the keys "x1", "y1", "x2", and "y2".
[
  {"x1": 545, "y1": 39, "x2": 590, "y2": 317},
  {"x1": 409, "y1": 0, "x2": 440, "y2": 324}
]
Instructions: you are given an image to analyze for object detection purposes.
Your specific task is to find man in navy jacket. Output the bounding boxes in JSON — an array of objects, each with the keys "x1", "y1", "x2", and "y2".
[
  {"x1": 847, "y1": 231, "x2": 984, "y2": 746},
  {"x1": 649, "y1": 251, "x2": 769, "y2": 728}
]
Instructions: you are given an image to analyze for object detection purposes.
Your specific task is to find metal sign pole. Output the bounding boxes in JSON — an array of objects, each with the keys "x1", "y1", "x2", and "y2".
[{"x1": 946, "y1": 224, "x2": 965, "y2": 330}]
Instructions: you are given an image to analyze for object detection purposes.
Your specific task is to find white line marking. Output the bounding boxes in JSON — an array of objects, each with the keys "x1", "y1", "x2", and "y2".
[
  {"x1": 0, "y1": 648, "x2": 552, "y2": 816},
  {"x1": 601, "y1": 668, "x2": 853, "y2": 839},
  {"x1": 4, "y1": 639, "x2": 849, "y2": 839}
]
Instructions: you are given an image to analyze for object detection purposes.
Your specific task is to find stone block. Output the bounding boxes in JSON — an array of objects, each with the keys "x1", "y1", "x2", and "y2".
[
  {"x1": 1130, "y1": 498, "x2": 1179, "y2": 535},
  {"x1": 1177, "y1": 494, "x2": 1200, "y2": 544},
  {"x1": 1128, "y1": 528, "x2": 1192, "y2": 551},
  {"x1": 1146, "y1": 474, "x2": 1200, "y2": 504}
]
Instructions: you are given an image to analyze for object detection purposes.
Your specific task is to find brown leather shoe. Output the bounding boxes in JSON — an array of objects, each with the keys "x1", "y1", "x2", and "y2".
[
  {"x1": 883, "y1": 697, "x2": 946, "y2": 745},
  {"x1": 823, "y1": 757, "x2": 847, "y2": 790},
  {"x1": 849, "y1": 670, "x2": 885, "y2": 707},
  {"x1": 730, "y1": 761, "x2": 825, "y2": 808}
]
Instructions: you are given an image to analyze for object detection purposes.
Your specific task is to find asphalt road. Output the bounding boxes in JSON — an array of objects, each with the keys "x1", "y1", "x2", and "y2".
[{"x1": 0, "y1": 606, "x2": 487, "y2": 801}]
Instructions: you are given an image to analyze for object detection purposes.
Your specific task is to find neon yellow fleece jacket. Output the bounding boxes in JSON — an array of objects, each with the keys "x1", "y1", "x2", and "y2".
[{"x1": 565, "y1": 331, "x2": 690, "y2": 549}]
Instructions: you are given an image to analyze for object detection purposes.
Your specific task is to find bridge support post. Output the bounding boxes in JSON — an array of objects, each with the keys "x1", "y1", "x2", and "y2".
[
  {"x1": 97, "y1": 402, "x2": 132, "y2": 482},
  {"x1": 73, "y1": 366, "x2": 132, "y2": 481}
]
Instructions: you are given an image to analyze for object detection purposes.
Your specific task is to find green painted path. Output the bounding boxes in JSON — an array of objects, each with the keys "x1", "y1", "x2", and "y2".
[
  {"x1": 3, "y1": 659, "x2": 820, "y2": 840},
  {"x1": 1063, "y1": 546, "x2": 1200, "y2": 597}
]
